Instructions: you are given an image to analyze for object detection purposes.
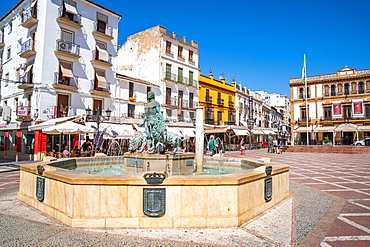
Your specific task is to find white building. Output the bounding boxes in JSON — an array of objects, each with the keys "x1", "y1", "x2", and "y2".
[
  {"x1": 235, "y1": 82, "x2": 250, "y2": 126},
  {"x1": 116, "y1": 25, "x2": 199, "y2": 123},
  {"x1": 0, "y1": 0, "x2": 120, "y2": 158}
]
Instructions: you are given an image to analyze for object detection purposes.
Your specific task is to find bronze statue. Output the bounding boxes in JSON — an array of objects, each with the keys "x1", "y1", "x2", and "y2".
[{"x1": 129, "y1": 91, "x2": 183, "y2": 154}]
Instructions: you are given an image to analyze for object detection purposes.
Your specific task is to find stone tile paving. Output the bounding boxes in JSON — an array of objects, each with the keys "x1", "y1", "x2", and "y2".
[{"x1": 225, "y1": 149, "x2": 370, "y2": 247}]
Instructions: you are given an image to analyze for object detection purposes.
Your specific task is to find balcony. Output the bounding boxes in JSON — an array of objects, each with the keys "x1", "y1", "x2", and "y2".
[
  {"x1": 21, "y1": 9, "x2": 38, "y2": 28},
  {"x1": 52, "y1": 72, "x2": 78, "y2": 91},
  {"x1": 92, "y1": 22, "x2": 113, "y2": 41},
  {"x1": 19, "y1": 39, "x2": 36, "y2": 58},
  {"x1": 205, "y1": 119, "x2": 214, "y2": 125},
  {"x1": 229, "y1": 102, "x2": 234, "y2": 108},
  {"x1": 91, "y1": 50, "x2": 112, "y2": 68},
  {"x1": 163, "y1": 73, "x2": 198, "y2": 87},
  {"x1": 217, "y1": 98, "x2": 224, "y2": 106},
  {"x1": 54, "y1": 39, "x2": 80, "y2": 59},
  {"x1": 189, "y1": 101, "x2": 198, "y2": 109},
  {"x1": 0, "y1": 34, "x2": 4, "y2": 49},
  {"x1": 56, "y1": 7, "x2": 82, "y2": 29},
  {"x1": 89, "y1": 80, "x2": 111, "y2": 96},
  {"x1": 18, "y1": 73, "x2": 34, "y2": 89},
  {"x1": 205, "y1": 96, "x2": 212, "y2": 103},
  {"x1": 164, "y1": 97, "x2": 177, "y2": 107}
]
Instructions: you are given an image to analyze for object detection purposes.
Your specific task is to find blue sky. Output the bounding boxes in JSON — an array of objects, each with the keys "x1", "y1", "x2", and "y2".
[{"x1": 1, "y1": 0, "x2": 370, "y2": 96}]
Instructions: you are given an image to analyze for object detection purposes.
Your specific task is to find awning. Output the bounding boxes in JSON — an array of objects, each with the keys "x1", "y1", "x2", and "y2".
[
  {"x1": 86, "y1": 123, "x2": 135, "y2": 138},
  {"x1": 335, "y1": 123, "x2": 358, "y2": 132},
  {"x1": 205, "y1": 128, "x2": 229, "y2": 133},
  {"x1": 314, "y1": 126, "x2": 336, "y2": 132},
  {"x1": 42, "y1": 121, "x2": 94, "y2": 134},
  {"x1": 20, "y1": 64, "x2": 33, "y2": 78},
  {"x1": 64, "y1": 1, "x2": 78, "y2": 15},
  {"x1": 251, "y1": 129, "x2": 264, "y2": 135},
  {"x1": 28, "y1": 116, "x2": 80, "y2": 131},
  {"x1": 262, "y1": 129, "x2": 275, "y2": 135},
  {"x1": 60, "y1": 62, "x2": 73, "y2": 78},
  {"x1": 96, "y1": 46, "x2": 109, "y2": 62},
  {"x1": 167, "y1": 127, "x2": 195, "y2": 138},
  {"x1": 358, "y1": 125, "x2": 370, "y2": 131},
  {"x1": 204, "y1": 124, "x2": 231, "y2": 133},
  {"x1": 96, "y1": 71, "x2": 107, "y2": 89},
  {"x1": 294, "y1": 126, "x2": 311, "y2": 133},
  {"x1": 30, "y1": 0, "x2": 37, "y2": 8},
  {"x1": 232, "y1": 128, "x2": 250, "y2": 136}
]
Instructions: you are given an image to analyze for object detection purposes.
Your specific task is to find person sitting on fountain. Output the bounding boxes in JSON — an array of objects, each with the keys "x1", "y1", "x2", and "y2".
[
  {"x1": 140, "y1": 91, "x2": 168, "y2": 153},
  {"x1": 207, "y1": 135, "x2": 218, "y2": 157}
]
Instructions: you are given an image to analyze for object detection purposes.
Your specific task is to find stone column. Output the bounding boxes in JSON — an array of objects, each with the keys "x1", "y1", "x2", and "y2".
[{"x1": 195, "y1": 107, "x2": 204, "y2": 173}]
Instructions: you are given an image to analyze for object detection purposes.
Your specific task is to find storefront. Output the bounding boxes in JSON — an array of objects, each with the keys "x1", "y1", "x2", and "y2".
[{"x1": 0, "y1": 122, "x2": 34, "y2": 160}]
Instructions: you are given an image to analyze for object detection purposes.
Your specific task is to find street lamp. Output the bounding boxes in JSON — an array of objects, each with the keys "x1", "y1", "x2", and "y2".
[
  {"x1": 85, "y1": 106, "x2": 111, "y2": 150},
  {"x1": 247, "y1": 96, "x2": 255, "y2": 147}
]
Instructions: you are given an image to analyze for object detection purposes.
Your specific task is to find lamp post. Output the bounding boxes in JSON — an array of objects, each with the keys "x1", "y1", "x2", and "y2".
[
  {"x1": 247, "y1": 96, "x2": 255, "y2": 148},
  {"x1": 85, "y1": 106, "x2": 111, "y2": 150}
]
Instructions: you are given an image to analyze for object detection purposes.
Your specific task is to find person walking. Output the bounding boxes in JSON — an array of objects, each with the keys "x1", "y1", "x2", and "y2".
[
  {"x1": 207, "y1": 135, "x2": 218, "y2": 156},
  {"x1": 240, "y1": 138, "x2": 246, "y2": 155},
  {"x1": 273, "y1": 138, "x2": 278, "y2": 153}
]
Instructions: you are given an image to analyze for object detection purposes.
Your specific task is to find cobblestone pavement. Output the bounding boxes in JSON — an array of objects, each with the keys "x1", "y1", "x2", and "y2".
[
  {"x1": 225, "y1": 149, "x2": 370, "y2": 246},
  {"x1": 1, "y1": 150, "x2": 369, "y2": 246}
]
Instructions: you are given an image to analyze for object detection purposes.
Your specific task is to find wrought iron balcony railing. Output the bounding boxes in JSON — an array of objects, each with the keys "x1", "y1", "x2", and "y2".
[
  {"x1": 56, "y1": 39, "x2": 80, "y2": 56},
  {"x1": 58, "y1": 7, "x2": 81, "y2": 24},
  {"x1": 54, "y1": 72, "x2": 78, "y2": 87},
  {"x1": 93, "y1": 22, "x2": 113, "y2": 37}
]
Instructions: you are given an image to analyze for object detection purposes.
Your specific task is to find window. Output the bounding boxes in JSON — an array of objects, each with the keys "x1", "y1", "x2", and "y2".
[
  {"x1": 15, "y1": 68, "x2": 20, "y2": 82},
  {"x1": 129, "y1": 82, "x2": 134, "y2": 98},
  {"x1": 189, "y1": 50, "x2": 194, "y2": 62},
  {"x1": 178, "y1": 67, "x2": 183, "y2": 83},
  {"x1": 330, "y1": 85, "x2": 336, "y2": 96},
  {"x1": 165, "y1": 41, "x2": 171, "y2": 54},
  {"x1": 128, "y1": 104, "x2": 135, "y2": 118},
  {"x1": 6, "y1": 46, "x2": 11, "y2": 60},
  {"x1": 189, "y1": 92, "x2": 194, "y2": 108},
  {"x1": 351, "y1": 82, "x2": 357, "y2": 94},
  {"x1": 358, "y1": 82, "x2": 364, "y2": 94},
  {"x1": 343, "y1": 105, "x2": 352, "y2": 119},
  {"x1": 365, "y1": 104, "x2": 370, "y2": 118},
  {"x1": 95, "y1": 41, "x2": 109, "y2": 62},
  {"x1": 94, "y1": 69, "x2": 107, "y2": 90},
  {"x1": 205, "y1": 106, "x2": 214, "y2": 124},
  {"x1": 217, "y1": 111, "x2": 222, "y2": 125},
  {"x1": 206, "y1": 89, "x2": 211, "y2": 102},
  {"x1": 299, "y1": 88, "x2": 304, "y2": 99},
  {"x1": 217, "y1": 92, "x2": 222, "y2": 105},
  {"x1": 178, "y1": 46, "x2": 183, "y2": 58},
  {"x1": 20, "y1": 64, "x2": 33, "y2": 83},
  {"x1": 229, "y1": 95, "x2": 233, "y2": 107},
  {"x1": 61, "y1": 29, "x2": 74, "y2": 43},
  {"x1": 189, "y1": 71, "x2": 194, "y2": 86},
  {"x1": 5, "y1": 73, "x2": 9, "y2": 86},
  {"x1": 63, "y1": 0, "x2": 78, "y2": 21},
  {"x1": 59, "y1": 60, "x2": 74, "y2": 85},
  {"x1": 337, "y1": 84, "x2": 343, "y2": 95},
  {"x1": 344, "y1": 83, "x2": 350, "y2": 95},
  {"x1": 323, "y1": 107, "x2": 331, "y2": 120},
  {"x1": 166, "y1": 87, "x2": 171, "y2": 105},
  {"x1": 366, "y1": 81, "x2": 370, "y2": 92},
  {"x1": 300, "y1": 108, "x2": 307, "y2": 121},
  {"x1": 97, "y1": 12, "x2": 108, "y2": 34},
  {"x1": 8, "y1": 21, "x2": 12, "y2": 34},
  {"x1": 57, "y1": 94, "x2": 69, "y2": 117},
  {"x1": 178, "y1": 90, "x2": 183, "y2": 108},
  {"x1": 93, "y1": 99, "x2": 102, "y2": 115},
  {"x1": 17, "y1": 39, "x2": 22, "y2": 53},
  {"x1": 165, "y1": 64, "x2": 171, "y2": 80},
  {"x1": 324, "y1": 85, "x2": 329, "y2": 96}
]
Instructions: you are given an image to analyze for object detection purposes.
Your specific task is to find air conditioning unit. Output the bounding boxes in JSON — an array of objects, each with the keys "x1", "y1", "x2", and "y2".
[
  {"x1": 58, "y1": 41, "x2": 70, "y2": 52},
  {"x1": 3, "y1": 106, "x2": 12, "y2": 123}
]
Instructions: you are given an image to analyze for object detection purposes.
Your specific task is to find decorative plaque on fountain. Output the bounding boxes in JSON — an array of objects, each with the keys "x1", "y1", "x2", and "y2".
[{"x1": 143, "y1": 188, "x2": 165, "y2": 217}]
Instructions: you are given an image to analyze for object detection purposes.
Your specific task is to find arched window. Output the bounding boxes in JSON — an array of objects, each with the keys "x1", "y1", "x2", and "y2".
[
  {"x1": 331, "y1": 85, "x2": 336, "y2": 96},
  {"x1": 337, "y1": 84, "x2": 343, "y2": 95},
  {"x1": 324, "y1": 85, "x2": 329, "y2": 96},
  {"x1": 366, "y1": 81, "x2": 370, "y2": 93},
  {"x1": 358, "y1": 82, "x2": 364, "y2": 94},
  {"x1": 351, "y1": 82, "x2": 357, "y2": 94},
  {"x1": 299, "y1": 88, "x2": 304, "y2": 99},
  {"x1": 307, "y1": 87, "x2": 310, "y2": 98},
  {"x1": 344, "y1": 83, "x2": 350, "y2": 95}
]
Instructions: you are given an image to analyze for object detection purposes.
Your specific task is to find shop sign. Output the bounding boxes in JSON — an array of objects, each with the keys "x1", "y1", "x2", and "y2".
[
  {"x1": 49, "y1": 106, "x2": 57, "y2": 117},
  {"x1": 17, "y1": 106, "x2": 29, "y2": 116}
]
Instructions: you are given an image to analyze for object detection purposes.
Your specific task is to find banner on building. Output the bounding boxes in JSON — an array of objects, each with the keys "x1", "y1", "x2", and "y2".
[
  {"x1": 49, "y1": 106, "x2": 57, "y2": 117},
  {"x1": 333, "y1": 103, "x2": 341, "y2": 115},
  {"x1": 353, "y1": 102, "x2": 363, "y2": 114}
]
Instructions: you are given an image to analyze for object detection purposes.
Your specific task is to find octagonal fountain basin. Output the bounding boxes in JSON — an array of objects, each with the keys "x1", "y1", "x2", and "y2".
[{"x1": 18, "y1": 155, "x2": 290, "y2": 228}]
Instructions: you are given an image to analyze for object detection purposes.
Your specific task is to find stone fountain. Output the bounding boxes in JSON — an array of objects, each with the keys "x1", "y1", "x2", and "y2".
[{"x1": 17, "y1": 92, "x2": 290, "y2": 228}]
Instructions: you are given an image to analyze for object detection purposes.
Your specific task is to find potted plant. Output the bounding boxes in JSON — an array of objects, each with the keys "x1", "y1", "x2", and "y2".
[
  {"x1": 323, "y1": 137, "x2": 332, "y2": 145},
  {"x1": 294, "y1": 138, "x2": 301, "y2": 145}
]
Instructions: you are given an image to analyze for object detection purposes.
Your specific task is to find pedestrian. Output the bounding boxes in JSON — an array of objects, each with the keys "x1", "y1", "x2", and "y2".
[
  {"x1": 239, "y1": 138, "x2": 245, "y2": 155},
  {"x1": 273, "y1": 138, "x2": 278, "y2": 153},
  {"x1": 82, "y1": 139, "x2": 92, "y2": 152},
  {"x1": 63, "y1": 145, "x2": 70, "y2": 158},
  {"x1": 207, "y1": 135, "x2": 218, "y2": 156}
]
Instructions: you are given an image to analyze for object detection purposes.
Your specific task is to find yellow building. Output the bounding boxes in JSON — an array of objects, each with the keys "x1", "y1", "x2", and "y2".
[{"x1": 199, "y1": 70, "x2": 236, "y2": 125}]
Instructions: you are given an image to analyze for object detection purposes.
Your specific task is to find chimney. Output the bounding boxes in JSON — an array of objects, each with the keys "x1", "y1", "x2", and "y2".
[{"x1": 209, "y1": 68, "x2": 213, "y2": 79}]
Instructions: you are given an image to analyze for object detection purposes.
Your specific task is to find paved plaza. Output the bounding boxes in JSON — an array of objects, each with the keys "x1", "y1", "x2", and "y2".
[{"x1": 0, "y1": 150, "x2": 369, "y2": 246}]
